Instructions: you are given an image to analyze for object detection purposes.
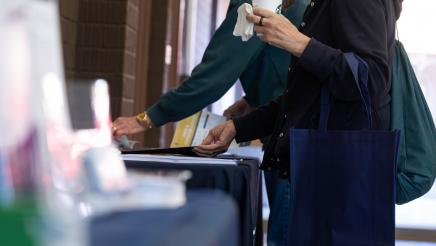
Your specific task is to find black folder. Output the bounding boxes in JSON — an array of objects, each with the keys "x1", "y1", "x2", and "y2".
[{"x1": 121, "y1": 147, "x2": 199, "y2": 157}]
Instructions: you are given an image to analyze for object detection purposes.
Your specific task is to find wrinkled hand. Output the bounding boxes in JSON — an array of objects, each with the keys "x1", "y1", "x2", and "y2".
[
  {"x1": 246, "y1": 8, "x2": 310, "y2": 57},
  {"x1": 223, "y1": 98, "x2": 253, "y2": 119},
  {"x1": 194, "y1": 120, "x2": 237, "y2": 156},
  {"x1": 112, "y1": 116, "x2": 146, "y2": 140}
]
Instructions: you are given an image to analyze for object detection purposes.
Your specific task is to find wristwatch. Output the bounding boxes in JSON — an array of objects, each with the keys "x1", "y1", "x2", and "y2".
[{"x1": 136, "y1": 112, "x2": 153, "y2": 129}]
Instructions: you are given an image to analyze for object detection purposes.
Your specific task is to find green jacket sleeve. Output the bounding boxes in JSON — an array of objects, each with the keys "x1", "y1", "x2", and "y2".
[
  {"x1": 147, "y1": 0, "x2": 266, "y2": 127},
  {"x1": 239, "y1": 0, "x2": 309, "y2": 107}
]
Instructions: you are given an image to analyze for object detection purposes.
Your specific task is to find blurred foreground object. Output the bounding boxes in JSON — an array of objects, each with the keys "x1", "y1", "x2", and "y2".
[{"x1": 0, "y1": 1, "x2": 86, "y2": 245}]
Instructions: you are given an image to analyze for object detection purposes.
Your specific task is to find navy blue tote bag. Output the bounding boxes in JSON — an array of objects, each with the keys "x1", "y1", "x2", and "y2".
[{"x1": 288, "y1": 53, "x2": 401, "y2": 245}]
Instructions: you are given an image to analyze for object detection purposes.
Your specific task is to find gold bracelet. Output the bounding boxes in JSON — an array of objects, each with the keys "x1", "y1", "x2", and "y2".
[{"x1": 136, "y1": 112, "x2": 153, "y2": 129}]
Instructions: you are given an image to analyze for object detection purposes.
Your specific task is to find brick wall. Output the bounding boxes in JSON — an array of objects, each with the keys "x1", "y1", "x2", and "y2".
[
  {"x1": 58, "y1": 0, "x2": 139, "y2": 119},
  {"x1": 59, "y1": 0, "x2": 185, "y2": 147},
  {"x1": 122, "y1": 0, "x2": 139, "y2": 117},
  {"x1": 59, "y1": 0, "x2": 79, "y2": 79}
]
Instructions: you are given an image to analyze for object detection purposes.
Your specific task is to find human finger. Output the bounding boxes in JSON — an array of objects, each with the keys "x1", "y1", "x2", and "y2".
[
  {"x1": 112, "y1": 117, "x2": 126, "y2": 126},
  {"x1": 194, "y1": 148, "x2": 226, "y2": 157},
  {"x1": 253, "y1": 7, "x2": 275, "y2": 18},
  {"x1": 254, "y1": 25, "x2": 266, "y2": 34},
  {"x1": 112, "y1": 121, "x2": 121, "y2": 132},
  {"x1": 193, "y1": 144, "x2": 227, "y2": 157},
  {"x1": 201, "y1": 131, "x2": 216, "y2": 145},
  {"x1": 114, "y1": 127, "x2": 128, "y2": 140},
  {"x1": 194, "y1": 144, "x2": 221, "y2": 156},
  {"x1": 112, "y1": 122, "x2": 122, "y2": 136},
  {"x1": 246, "y1": 14, "x2": 262, "y2": 24},
  {"x1": 223, "y1": 110, "x2": 232, "y2": 120},
  {"x1": 196, "y1": 142, "x2": 227, "y2": 151}
]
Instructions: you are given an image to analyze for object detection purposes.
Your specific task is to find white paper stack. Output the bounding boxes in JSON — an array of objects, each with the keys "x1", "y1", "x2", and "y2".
[{"x1": 122, "y1": 154, "x2": 238, "y2": 165}]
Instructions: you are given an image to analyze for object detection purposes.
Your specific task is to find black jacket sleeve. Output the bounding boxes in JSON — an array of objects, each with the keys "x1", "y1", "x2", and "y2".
[
  {"x1": 233, "y1": 95, "x2": 281, "y2": 142},
  {"x1": 299, "y1": 0, "x2": 390, "y2": 105}
]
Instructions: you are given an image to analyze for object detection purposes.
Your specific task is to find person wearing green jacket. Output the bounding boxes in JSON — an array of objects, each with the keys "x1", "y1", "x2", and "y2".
[{"x1": 113, "y1": 1, "x2": 308, "y2": 245}]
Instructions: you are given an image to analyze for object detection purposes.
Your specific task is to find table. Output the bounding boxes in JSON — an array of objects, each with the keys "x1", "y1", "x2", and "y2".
[
  {"x1": 124, "y1": 156, "x2": 262, "y2": 246},
  {"x1": 90, "y1": 191, "x2": 239, "y2": 246}
]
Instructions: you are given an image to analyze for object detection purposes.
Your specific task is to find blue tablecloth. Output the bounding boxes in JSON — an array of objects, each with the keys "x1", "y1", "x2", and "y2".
[
  {"x1": 90, "y1": 191, "x2": 239, "y2": 246},
  {"x1": 124, "y1": 157, "x2": 262, "y2": 246}
]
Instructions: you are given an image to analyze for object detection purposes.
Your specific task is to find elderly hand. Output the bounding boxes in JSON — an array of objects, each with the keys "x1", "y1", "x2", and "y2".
[
  {"x1": 247, "y1": 8, "x2": 310, "y2": 57},
  {"x1": 193, "y1": 120, "x2": 237, "y2": 156},
  {"x1": 112, "y1": 116, "x2": 146, "y2": 140}
]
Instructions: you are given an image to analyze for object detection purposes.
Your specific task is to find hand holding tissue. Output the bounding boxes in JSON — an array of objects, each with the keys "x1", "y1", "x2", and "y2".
[
  {"x1": 233, "y1": 4, "x2": 254, "y2": 42},
  {"x1": 233, "y1": 0, "x2": 282, "y2": 42}
]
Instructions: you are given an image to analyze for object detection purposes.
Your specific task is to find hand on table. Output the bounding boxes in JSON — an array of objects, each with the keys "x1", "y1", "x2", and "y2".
[
  {"x1": 194, "y1": 120, "x2": 237, "y2": 156},
  {"x1": 247, "y1": 8, "x2": 310, "y2": 57},
  {"x1": 112, "y1": 116, "x2": 146, "y2": 140},
  {"x1": 223, "y1": 98, "x2": 253, "y2": 120}
]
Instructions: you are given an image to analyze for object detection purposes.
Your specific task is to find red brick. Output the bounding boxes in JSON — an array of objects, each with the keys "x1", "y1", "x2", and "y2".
[
  {"x1": 122, "y1": 75, "x2": 135, "y2": 99},
  {"x1": 126, "y1": 2, "x2": 139, "y2": 30},
  {"x1": 63, "y1": 43, "x2": 76, "y2": 70},
  {"x1": 59, "y1": 0, "x2": 80, "y2": 21},
  {"x1": 124, "y1": 27, "x2": 136, "y2": 53},
  {"x1": 77, "y1": 23, "x2": 105, "y2": 47},
  {"x1": 60, "y1": 17, "x2": 78, "y2": 46},
  {"x1": 106, "y1": 2, "x2": 128, "y2": 24},
  {"x1": 103, "y1": 25, "x2": 125, "y2": 49},
  {"x1": 76, "y1": 48, "x2": 99, "y2": 72},
  {"x1": 100, "y1": 74, "x2": 123, "y2": 98},
  {"x1": 102, "y1": 50, "x2": 124, "y2": 73},
  {"x1": 121, "y1": 98, "x2": 134, "y2": 116},
  {"x1": 110, "y1": 97, "x2": 122, "y2": 118},
  {"x1": 122, "y1": 52, "x2": 136, "y2": 77},
  {"x1": 80, "y1": 1, "x2": 127, "y2": 24},
  {"x1": 128, "y1": 0, "x2": 139, "y2": 8}
]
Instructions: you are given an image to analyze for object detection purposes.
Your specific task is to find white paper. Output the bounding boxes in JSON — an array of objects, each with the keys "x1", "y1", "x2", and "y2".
[
  {"x1": 190, "y1": 111, "x2": 239, "y2": 148},
  {"x1": 122, "y1": 154, "x2": 238, "y2": 165}
]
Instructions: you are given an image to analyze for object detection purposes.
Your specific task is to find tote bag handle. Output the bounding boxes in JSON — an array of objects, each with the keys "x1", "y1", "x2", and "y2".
[{"x1": 319, "y1": 53, "x2": 373, "y2": 131}]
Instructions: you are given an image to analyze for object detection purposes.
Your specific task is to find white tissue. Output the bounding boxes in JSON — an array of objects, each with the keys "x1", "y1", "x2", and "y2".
[{"x1": 233, "y1": 3, "x2": 254, "y2": 42}]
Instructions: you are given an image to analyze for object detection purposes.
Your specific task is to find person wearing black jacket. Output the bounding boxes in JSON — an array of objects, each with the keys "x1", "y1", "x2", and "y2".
[{"x1": 195, "y1": 0, "x2": 403, "y2": 199}]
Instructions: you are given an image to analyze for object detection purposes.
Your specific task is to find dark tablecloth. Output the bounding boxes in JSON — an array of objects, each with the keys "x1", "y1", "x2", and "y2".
[
  {"x1": 124, "y1": 157, "x2": 261, "y2": 246},
  {"x1": 90, "y1": 191, "x2": 239, "y2": 246}
]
